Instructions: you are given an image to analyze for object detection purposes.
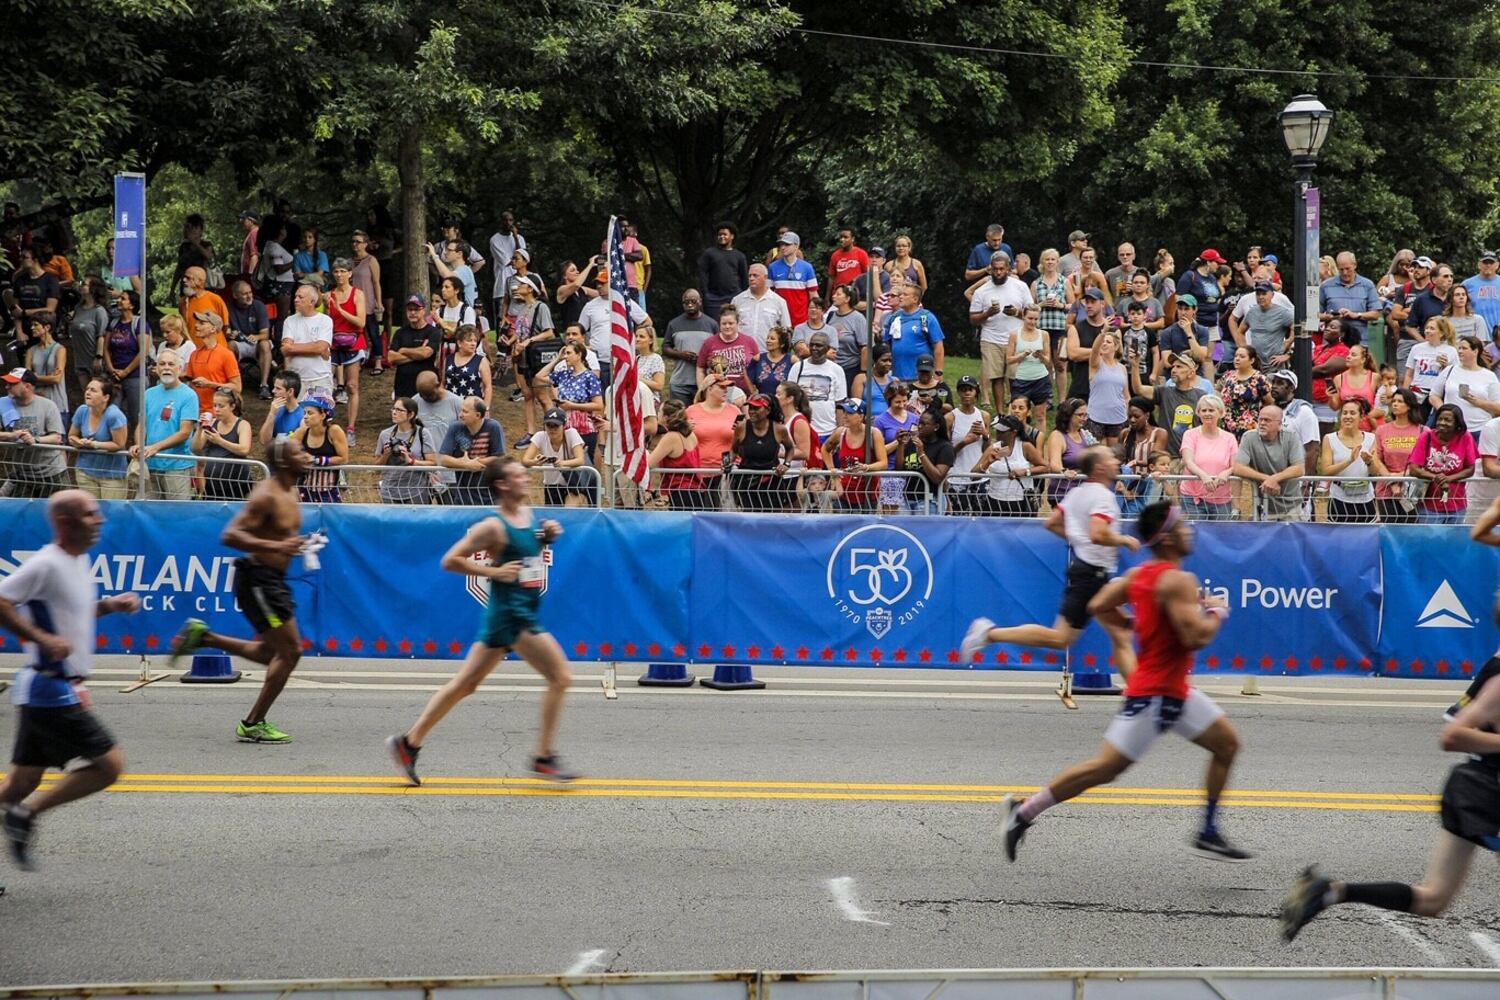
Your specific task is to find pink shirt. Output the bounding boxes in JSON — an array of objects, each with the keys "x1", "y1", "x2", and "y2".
[
  {"x1": 1410, "y1": 429, "x2": 1477, "y2": 512},
  {"x1": 1179, "y1": 426, "x2": 1236, "y2": 503}
]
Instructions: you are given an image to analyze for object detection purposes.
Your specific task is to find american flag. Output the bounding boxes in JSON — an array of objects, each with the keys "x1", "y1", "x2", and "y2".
[{"x1": 607, "y1": 216, "x2": 648, "y2": 487}]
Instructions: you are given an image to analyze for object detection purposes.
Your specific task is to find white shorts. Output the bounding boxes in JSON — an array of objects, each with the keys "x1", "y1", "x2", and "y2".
[
  {"x1": 229, "y1": 339, "x2": 260, "y2": 362},
  {"x1": 1104, "y1": 688, "x2": 1224, "y2": 761}
]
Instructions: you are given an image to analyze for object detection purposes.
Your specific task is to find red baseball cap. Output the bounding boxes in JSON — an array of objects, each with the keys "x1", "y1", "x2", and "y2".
[{"x1": 1200, "y1": 248, "x2": 1227, "y2": 264}]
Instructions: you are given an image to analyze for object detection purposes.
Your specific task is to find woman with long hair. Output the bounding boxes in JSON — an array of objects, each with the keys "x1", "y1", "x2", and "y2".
[
  {"x1": 193, "y1": 387, "x2": 254, "y2": 500},
  {"x1": 26, "y1": 311, "x2": 68, "y2": 413},
  {"x1": 747, "y1": 326, "x2": 793, "y2": 402},
  {"x1": 326, "y1": 257, "x2": 368, "y2": 444},
  {"x1": 775, "y1": 379, "x2": 817, "y2": 509},
  {"x1": 883, "y1": 235, "x2": 927, "y2": 293},
  {"x1": 1428, "y1": 335, "x2": 1500, "y2": 435},
  {"x1": 376, "y1": 396, "x2": 438, "y2": 504},
  {"x1": 68, "y1": 378, "x2": 129, "y2": 498},
  {"x1": 1321, "y1": 398, "x2": 1378, "y2": 523},
  {"x1": 1032, "y1": 249, "x2": 1071, "y2": 395},
  {"x1": 550, "y1": 342, "x2": 603, "y2": 466},
  {"x1": 293, "y1": 391, "x2": 349, "y2": 503},
  {"x1": 293, "y1": 226, "x2": 329, "y2": 290},
  {"x1": 1444, "y1": 283, "x2": 1487, "y2": 342},
  {"x1": 1086, "y1": 331, "x2": 1129, "y2": 444},
  {"x1": 554, "y1": 259, "x2": 600, "y2": 330},
  {"x1": 732, "y1": 392, "x2": 794, "y2": 511},
  {"x1": 1045, "y1": 396, "x2": 1096, "y2": 506},
  {"x1": 822, "y1": 397, "x2": 886, "y2": 511},
  {"x1": 1150, "y1": 248, "x2": 1177, "y2": 301},
  {"x1": 648, "y1": 399, "x2": 708, "y2": 510},
  {"x1": 1329, "y1": 343, "x2": 1381, "y2": 426},
  {"x1": 1407, "y1": 403, "x2": 1475, "y2": 524},
  {"x1": 1007, "y1": 303, "x2": 1053, "y2": 433},
  {"x1": 1371, "y1": 388, "x2": 1425, "y2": 524},
  {"x1": 1179, "y1": 395, "x2": 1236, "y2": 520},
  {"x1": 873, "y1": 380, "x2": 919, "y2": 514},
  {"x1": 635, "y1": 326, "x2": 666, "y2": 404},
  {"x1": 688, "y1": 376, "x2": 743, "y2": 505},
  {"x1": 1216, "y1": 345, "x2": 1271, "y2": 437},
  {"x1": 69, "y1": 275, "x2": 110, "y2": 406},
  {"x1": 1403, "y1": 316, "x2": 1459, "y2": 420},
  {"x1": 435, "y1": 274, "x2": 476, "y2": 374}
]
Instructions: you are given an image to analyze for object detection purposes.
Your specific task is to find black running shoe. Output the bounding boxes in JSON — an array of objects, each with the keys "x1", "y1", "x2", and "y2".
[
  {"x1": 4, "y1": 805, "x2": 36, "y2": 871},
  {"x1": 1001, "y1": 794, "x2": 1029, "y2": 862},
  {"x1": 1280, "y1": 865, "x2": 1332, "y2": 942},
  {"x1": 386, "y1": 734, "x2": 421, "y2": 786},
  {"x1": 531, "y1": 755, "x2": 579, "y2": 784},
  {"x1": 1192, "y1": 831, "x2": 1254, "y2": 862}
]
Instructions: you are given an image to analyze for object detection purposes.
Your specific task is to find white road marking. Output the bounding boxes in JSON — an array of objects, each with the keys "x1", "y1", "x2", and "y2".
[
  {"x1": 1373, "y1": 910, "x2": 1446, "y2": 963},
  {"x1": 566, "y1": 948, "x2": 608, "y2": 975},
  {"x1": 827, "y1": 876, "x2": 889, "y2": 926},
  {"x1": 1469, "y1": 930, "x2": 1500, "y2": 965}
]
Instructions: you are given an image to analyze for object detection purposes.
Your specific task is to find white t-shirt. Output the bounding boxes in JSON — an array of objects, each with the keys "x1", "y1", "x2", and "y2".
[
  {"x1": 0, "y1": 543, "x2": 97, "y2": 707},
  {"x1": 788, "y1": 357, "x2": 848, "y2": 436},
  {"x1": 534, "y1": 426, "x2": 586, "y2": 485},
  {"x1": 1284, "y1": 398, "x2": 1320, "y2": 449},
  {"x1": 1058, "y1": 480, "x2": 1121, "y2": 571},
  {"x1": 265, "y1": 240, "x2": 294, "y2": 282},
  {"x1": 1405, "y1": 342, "x2": 1458, "y2": 395},
  {"x1": 1472, "y1": 417, "x2": 1500, "y2": 511},
  {"x1": 1430, "y1": 364, "x2": 1500, "y2": 430},
  {"x1": 578, "y1": 296, "x2": 649, "y2": 363},
  {"x1": 983, "y1": 443, "x2": 1032, "y2": 501},
  {"x1": 969, "y1": 276, "x2": 1034, "y2": 346},
  {"x1": 1231, "y1": 290, "x2": 1294, "y2": 318},
  {"x1": 729, "y1": 288, "x2": 792, "y2": 351},
  {"x1": 281, "y1": 311, "x2": 334, "y2": 386}
]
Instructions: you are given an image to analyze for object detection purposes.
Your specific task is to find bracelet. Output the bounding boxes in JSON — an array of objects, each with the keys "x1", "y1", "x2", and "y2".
[{"x1": 317, "y1": 455, "x2": 330, "y2": 467}]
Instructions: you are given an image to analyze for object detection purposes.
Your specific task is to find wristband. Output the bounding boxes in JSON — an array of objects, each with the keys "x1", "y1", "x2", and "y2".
[{"x1": 317, "y1": 455, "x2": 330, "y2": 467}]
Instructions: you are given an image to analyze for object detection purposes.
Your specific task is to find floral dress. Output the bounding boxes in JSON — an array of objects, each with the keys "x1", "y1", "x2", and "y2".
[{"x1": 1216, "y1": 370, "x2": 1270, "y2": 436}]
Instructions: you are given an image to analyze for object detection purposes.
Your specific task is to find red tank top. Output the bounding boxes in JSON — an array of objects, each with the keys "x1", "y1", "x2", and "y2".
[
  {"x1": 330, "y1": 287, "x2": 365, "y2": 346},
  {"x1": 659, "y1": 441, "x2": 703, "y2": 493},
  {"x1": 834, "y1": 428, "x2": 874, "y2": 502},
  {"x1": 1124, "y1": 560, "x2": 1194, "y2": 700}
]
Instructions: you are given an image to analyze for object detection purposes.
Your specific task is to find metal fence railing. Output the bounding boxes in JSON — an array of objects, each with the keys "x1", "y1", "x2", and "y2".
[
  {"x1": 0, "y1": 442, "x2": 270, "y2": 501},
  {"x1": 324, "y1": 463, "x2": 603, "y2": 507},
  {"x1": 640, "y1": 467, "x2": 935, "y2": 514}
]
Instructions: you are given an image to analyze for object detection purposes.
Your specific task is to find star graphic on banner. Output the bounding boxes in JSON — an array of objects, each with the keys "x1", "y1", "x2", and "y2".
[
  {"x1": 399, "y1": 639, "x2": 413, "y2": 654},
  {"x1": 624, "y1": 643, "x2": 638, "y2": 656},
  {"x1": 349, "y1": 638, "x2": 364, "y2": 652},
  {"x1": 324, "y1": 638, "x2": 338, "y2": 651},
  {"x1": 374, "y1": 638, "x2": 389, "y2": 654},
  {"x1": 918, "y1": 649, "x2": 932, "y2": 663},
  {"x1": 770, "y1": 644, "x2": 784, "y2": 659},
  {"x1": 723, "y1": 644, "x2": 737, "y2": 658},
  {"x1": 599, "y1": 642, "x2": 614, "y2": 657},
  {"x1": 145, "y1": 635, "x2": 160, "y2": 650},
  {"x1": 747, "y1": 644, "x2": 761, "y2": 659},
  {"x1": 844, "y1": 648, "x2": 858, "y2": 661},
  {"x1": 423, "y1": 640, "x2": 438, "y2": 654},
  {"x1": 893, "y1": 649, "x2": 907, "y2": 662},
  {"x1": 448, "y1": 641, "x2": 463, "y2": 655}
]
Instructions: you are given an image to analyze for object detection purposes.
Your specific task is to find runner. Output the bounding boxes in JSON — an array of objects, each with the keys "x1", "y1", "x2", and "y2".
[
  {"x1": 1280, "y1": 494, "x2": 1500, "y2": 941},
  {"x1": 168, "y1": 438, "x2": 317, "y2": 744},
  {"x1": 1000, "y1": 500, "x2": 1253, "y2": 864},
  {"x1": 1, "y1": 490, "x2": 141, "y2": 870},
  {"x1": 386, "y1": 455, "x2": 576, "y2": 786},
  {"x1": 960, "y1": 444, "x2": 1139, "y2": 707}
]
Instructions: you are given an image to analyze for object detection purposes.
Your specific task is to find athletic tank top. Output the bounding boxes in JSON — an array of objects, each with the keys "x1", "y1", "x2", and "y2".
[
  {"x1": 659, "y1": 440, "x2": 703, "y2": 493},
  {"x1": 834, "y1": 428, "x2": 875, "y2": 503},
  {"x1": 1089, "y1": 360, "x2": 1128, "y2": 424},
  {"x1": 331, "y1": 287, "x2": 363, "y2": 348},
  {"x1": 785, "y1": 412, "x2": 821, "y2": 470},
  {"x1": 869, "y1": 375, "x2": 893, "y2": 420},
  {"x1": 738, "y1": 422, "x2": 780, "y2": 470},
  {"x1": 1124, "y1": 560, "x2": 1194, "y2": 701},
  {"x1": 300, "y1": 430, "x2": 340, "y2": 493},
  {"x1": 948, "y1": 407, "x2": 985, "y2": 486},
  {"x1": 486, "y1": 515, "x2": 545, "y2": 620},
  {"x1": 1327, "y1": 430, "x2": 1375, "y2": 503},
  {"x1": 1013, "y1": 326, "x2": 1048, "y2": 381}
]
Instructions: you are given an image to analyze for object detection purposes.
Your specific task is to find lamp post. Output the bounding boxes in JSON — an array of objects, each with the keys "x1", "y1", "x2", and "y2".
[{"x1": 1279, "y1": 94, "x2": 1334, "y2": 402}]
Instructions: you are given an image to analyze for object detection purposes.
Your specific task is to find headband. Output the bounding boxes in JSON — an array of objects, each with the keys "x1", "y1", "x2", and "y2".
[{"x1": 1146, "y1": 505, "x2": 1181, "y2": 547}]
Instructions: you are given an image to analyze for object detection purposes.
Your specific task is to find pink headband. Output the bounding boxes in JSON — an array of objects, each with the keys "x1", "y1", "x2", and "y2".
[{"x1": 1146, "y1": 505, "x2": 1181, "y2": 547}]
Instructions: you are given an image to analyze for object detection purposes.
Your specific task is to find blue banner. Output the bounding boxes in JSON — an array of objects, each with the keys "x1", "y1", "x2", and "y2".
[
  {"x1": 112, "y1": 174, "x2": 145, "y2": 278},
  {"x1": 0, "y1": 500, "x2": 1488, "y2": 680}
]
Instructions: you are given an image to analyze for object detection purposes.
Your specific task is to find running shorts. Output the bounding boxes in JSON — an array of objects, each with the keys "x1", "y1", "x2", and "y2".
[
  {"x1": 234, "y1": 557, "x2": 296, "y2": 634},
  {"x1": 12, "y1": 704, "x2": 116, "y2": 769},
  {"x1": 1058, "y1": 560, "x2": 1111, "y2": 631},
  {"x1": 476, "y1": 610, "x2": 543, "y2": 651},
  {"x1": 1104, "y1": 689, "x2": 1224, "y2": 761},
  {"x1": 1440, "y1": 761, "x2": 1500, "y2": 850}
]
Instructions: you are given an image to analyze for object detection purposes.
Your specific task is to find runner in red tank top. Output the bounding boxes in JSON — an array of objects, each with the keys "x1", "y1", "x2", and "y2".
[{"x1": 1001, "y1": 500, "x2": 1253, "y2": 864}]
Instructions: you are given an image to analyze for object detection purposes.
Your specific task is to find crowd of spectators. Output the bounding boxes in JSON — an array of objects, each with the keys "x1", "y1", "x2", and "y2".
[{"x1": 4, "y1": 202, "x2": 1500, "y2": 521}]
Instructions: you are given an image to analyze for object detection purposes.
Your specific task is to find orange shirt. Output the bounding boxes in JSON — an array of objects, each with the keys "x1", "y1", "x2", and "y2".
[
  {"x1": 184, "y1": 340, "x2": 241, "y2": 410},
  {"x1": 181, "y1": 290, "x2": 230, "y2": 346},
  {"x1": 43, "y1": 254, "x2": 74, "y2": 284}
]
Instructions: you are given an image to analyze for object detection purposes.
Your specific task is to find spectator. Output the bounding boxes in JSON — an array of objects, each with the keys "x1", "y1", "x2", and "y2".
[
  {"x1": 1400, "y1": 261, "x2": 1452, "y2": 370},
  {"x1": 4, "y1": 246, "x2": 59, "y2": 352},
  {"x1": 827, "y1": 285, "x2": 869, "y2": 388},
  {"x1": 0, "y1": 368, "x2": 66, "y2": 496},
  {"x1": 388, "y1": 297, "x2": 440, "y2": 400},
  {"x1": 237, "y1": 209, "x2": 260, "y2": 278},
  {"x1": 615, "y1": 217, "x2": 648, "y2": 308},
  {"x1": 101, "y1": 237, "x2": 140, "y2": 296},
  {"x1": 747, "y1": 326, "x2": 793, "y2": 402},
  {"x1": 1321, "y1": 398, "x2": 1378, "y2": 523},
  {"x1": 1178, "y1": 250, "x2": 1227, "y2": 332},
  {"x1": 1045, "y1": 396, "x2": 1096, "y2": 506},
  {"x1": 281, "y1": 283, "x2": 335, "y2": 399},
  {"x1": 349, "y1": 231, "x2": 385, "y2": 375},
  {"x1": 1403, "y1": 316, "x2": 1459, "y2": 413},
  {"x1": 944, "y1": 375, "x2": 990, "y2": 512},
  {"x1": 68, "y1": 276, "x2": 109, "y2": 406},
  {"x1": 1428, "y1": 335, "x2": 1500, "y2": 432},
  {"x1": 1104, "y1": 243, "x2": 1142, "y2": 301},
  {"x1": 376, "y1": 396, "x2": 439, "y2": 505},
  {"x1": 1385, "y1": 254, "x2": 1429, "y2": 360},
  {"x1": 786, "y1": 330, "x2": 847, "y2": 438},
  {"x1": 1445, "y1": 281, "x2": 1486, "y2": 343},
  {"x1": 635, "y1": 326, "x2": 665, "y2": 404},
  {"x1": 851, "y1": 346, "x2": 896, "y2": 422},
  {"x1": 1065, "y1": 288, "x2": 1109, "y2": 400},
  {"x1": 1067, "y1": 247, "x2": 1112, "y2": 304},
  {"x1": 326, "y1": 258, "x2": 369, "y2": 438},
  {"x1": 426, "y1": 238, "x2": 476, "y2": 307},
  {"x1": 790, "y1": 293, "x2": 834, "y2": 357},
  {"x1": 169, "y1": 214, "x2": 214, "y2": 301},
  {"x1": 1129, "y1": 351, "x2": 1206, "y2": 459},
  {"x1": 540, "y1": 341, "x2": 602, "y2": 462},
  {"x1": 827, "y1": 227, "x2": 869, "y2": 299},
  {"x1": 1235, "y1": 282, "x2": 1294, "y2": 370},
  {"x1": 910, "y1": 354, "x2": 953, "y2": 416},
  {"x1": 193, "y1": 387, "x2": 253, "y2": 500},
  {"x1": 434, "y1": 395, "x2": 505, "y2": 505},
  {"x1": 823, "y1": 397, "x2": 886, "y2": 511},
  {"x1": 577, "y1": 265, "x2": 650, "y2": 385},
  {"x1": 177, "y1": 267, "x2": 229, "y2": 350},
  {"x1": 444, "y1": 323, "x2": 492, "y2": 416},
  {"x1": 969, "y1": 251, "x2": 1033, "y2": 408},
  {"x1": 1119, "y1": 270, "x2": 1165, "y2": 331},
  {"x1": 1407, "y1": 403, "x2": 1476, "y2": 523},
  {"x1": 688, "y1": 376, "x2": 742, "y2": 499},
  {"x1": 68, "y1": 378, "x2": 129, "y2": 498},
  {"x1": 413, "y1": 370, "x2": 463, "y2": 446},
  {"x1": 663, "y1": 289, "x2": 718, "y2": 406},
  {"x1": 522, "y1": 408, "x2": 590, "y2": 507},
  {"x1": 965, "y1": 223, "x2": 1014, "y2": 282},
  {"x1": 1232, "y1": 405, "x2": 1307, "y2": 521},
  {"x1": 292, "y1": 227, "x2": 329, "y2": 290},
  {"x1": 874, "y1": 381, "x2": 919, "y2": 513},
  {"x1": 258, "y1": 370, "x2": 305, "y2": 446},
  {"x1": 441, "y1": 219, "x2": 487, "y2": 281},
  {"x1": 434, "y1": 275, "x2": 476, "y2": 374},
  {"x1": 1118, "y1": 300, "x2": 1157, "y2": 389},
  {"x1": 488, "y1": 211, "x2": 527, "y2": 319},
  {"x1": 131, "y1": 350, "x2": 197, "y2": 499},
  {"x1": 1013, "y1": 252, "x2": 1039, "y2": 287},
  {"x1": 852, "y1": 246, "x2": 891, "y2": 308},
  {"x1": 766, "y1": 231, "x2": 818, "y2": 327},
  {"x1": 894, "y1": 408, "x2": 953, "y2": 513},
  {"x1": 697, "y1": 222, "x2": 749, "y2": 320},
  {"x1": 695, "y1": 304, "x2": 759, "y2": 394},
  {"x1": 504, "y1": 247, "x2": 546, "y2": 301},
  {"x1": 1087, "y1": 331, "x2": 1129, "y2": 445},
  {"x1": 1217, "y1": 345, "x2": 1271, "y2": 437},
  {"x1": 226, "y1": 281, "x2": 273, "y2": 399},
  {"x1": 1179, "y1": 394, "x2": 1236, "y2": 519},
  {"x1": 972, "y1": 414, "x2": 1039, "y2": 516},
  {"x1": 254, "y1": 215, "x2": 295, "y2": 326},
  {"x1": 1317, "y1": 251, "x2": 1381, "y2": 346},
  {"x1": 151, "y1": 314, "x2": 194, "y2": 371},
  {"x1": 1268, "y1": 369, "x2": 1322, "y2": 475},
  {"x1": 730, "y1": 393, "x2": 793, "y2": 512},
  {"x1": 102, "y1": 289, "x2": 149, "y2": 430},
  {"x1": 184, "y1": 312, "x2": 242, "y2": 413},
  {"x1": 599, "y1": 369, "x2": 658, "y2": 510},
  {"x1": 1149, "y1": 248, "x2": 1177, "y2": 301},
  {"x1": 554, "y1": 259, "x2": 599, "y2": 331},
  {"x1": 883, "y1": 282, "x2": 944, "y2": 382},
  {"x1": 24, "y1": 312, "x2": 67, "y2": 414},
  {"x1": 1058, "y1": 230, "x2": 1089, "y2": 277},
  {"x1": 506, "y1": 273, "x2": 553, "y2": 405},
  {"x1": 292, "y1": 390, "x2": 348, "y2": 503},
  {"x1": 1464, "y1": 249, "x2": 1500, "y2": 334},
  {"x1": 884, "y1": 234, "x2": 928, "y2": 294},
  {"x1": 1157, "y1": 294, "x2": 1212, "y2": 379},
  {"x1": 648, "y1": 400, "x2": 708, "y2": 509},
  {"x1": 1120, "y1": 395, "x2": 1169, "y2": 475},
  {"x1": 1031, "y1": 249, "x2": 1071, "y2": 392},
  {"x1": 1328, "y1": 343, "x2": 1381, "y2": 425},
  {"x1": 1371, "y1": 387, "x2": 1425, "y2": 523},
  {"x1": 775, "y1": 380, "x2": 824, "y2": 508},
  {"x1": 730, "y1": 262, "x2": 793, "y2": 351}
]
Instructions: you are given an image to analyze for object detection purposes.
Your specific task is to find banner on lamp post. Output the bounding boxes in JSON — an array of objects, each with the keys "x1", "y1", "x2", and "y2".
[
  {"x1": 113, "y1": 173, "x2": 146, "y2": 278},
  {"x1": 1303, "y1": 186, "x2": 1320, "y2": 320}
]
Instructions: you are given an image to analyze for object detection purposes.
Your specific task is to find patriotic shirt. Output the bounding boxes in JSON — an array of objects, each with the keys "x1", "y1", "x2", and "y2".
[
  {"x1": 1, "y1": 544, "x2": 97, "y2": 707},
  {"x1": 768, "y1": 256, "x2": 819, "y2": 326}
]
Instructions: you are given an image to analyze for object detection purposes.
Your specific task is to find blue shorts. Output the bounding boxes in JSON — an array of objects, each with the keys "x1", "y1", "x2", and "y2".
[{"x1": 477, "y1": 608, "x2": 543, "y2": 650}]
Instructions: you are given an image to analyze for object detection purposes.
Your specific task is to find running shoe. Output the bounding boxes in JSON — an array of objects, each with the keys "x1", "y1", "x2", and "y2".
[
  {"x1": 3, "y1": 805, "x2": 36, "y2": 871},
  {"x1": 168, "y1": 618, "x2": 209, "y2": 669},
  {"x1": 345, "y1": 428, "x2": 357, "y2": 449},
  {"x1": 1280, "y1": 865, "x2": 1331, "y2": 942},
  {"x1": 1444, "y1": 698, "x2": 1467, "y2": 722},
  {"x1": 1001, "y1": 794, "x2": 1028, "y2": 862},
  {"x1": 960, "y1": 617, "x2": 994, "y2": 663},
  {"x1": 1192, "y1": 831, "x2": 1254, "y2": 862},
  {"x1": 386, "y1": 734, "x2": 422, "y2": 786},
  {"x1": 531, "y1": 755, "x2": 579, "y2": 784},
  {"x1": 236, "y1": 719, "x2": 292, "y2": 744},
  {"x1": 514, "y1": 433, "x2": 533, "y2": 450},
  {"x1": 335, "y1": 385, "x2": 349, "y2": 405},
  {"x1": 259, "y1": 384, "x2": 273, "y2": 401},
  {"x1": 509, "y1": 389, "x2": 525, "y2": 403}
]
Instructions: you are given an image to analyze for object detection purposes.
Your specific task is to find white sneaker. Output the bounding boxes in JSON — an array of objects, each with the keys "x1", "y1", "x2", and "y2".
[{"x1": 960, "y1": 617, "x2": 994, "y2": 662}]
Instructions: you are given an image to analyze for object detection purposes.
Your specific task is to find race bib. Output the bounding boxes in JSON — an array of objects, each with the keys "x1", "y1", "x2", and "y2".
[{"x1": 518, "y1": 556, "x2": 546, "y2": 589}]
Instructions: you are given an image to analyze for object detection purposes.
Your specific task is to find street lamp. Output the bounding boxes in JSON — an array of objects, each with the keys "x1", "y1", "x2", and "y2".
[{"x1": 1279, "y1": 94, "x2": 1334, "y2": 402}]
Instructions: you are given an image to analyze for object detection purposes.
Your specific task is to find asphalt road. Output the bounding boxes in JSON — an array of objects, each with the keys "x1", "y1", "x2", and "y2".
[{"x1": 0, "y1": 657, "x2": 1497, "y2": 986}]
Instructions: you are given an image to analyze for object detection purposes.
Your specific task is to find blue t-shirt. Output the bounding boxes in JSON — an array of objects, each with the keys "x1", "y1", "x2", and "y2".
[
  {"x1": 0, "y1": 395, "x2": 17, "y2": 429},
  {"x1": 882, "y1": 309, "x2": 945, "y2": 381},
  {"x1": 1464, "y1": 274, "x2": 1500, "y2": 333},
  {"x1": 967, "y1": 241, "x2": 1014, "y2": 271},
  {"x1": 1177, "y1": 269, "x2": 1222, "y2": 328},
  {"x1": 273, "y1": 402, "x2": 306, "y2": 439},
  {"x1": 142, "y1": 382, "x2": 199, "y2": 471},
  {"x1": 69, "y1": 404, "x2": 129, "y2": 479},
  {"x1": 453, "y1": 264, "x2": 477, "y2": 306},
  {"x1": 292, "y1": 248, "x2": 330, "y2": 286}
]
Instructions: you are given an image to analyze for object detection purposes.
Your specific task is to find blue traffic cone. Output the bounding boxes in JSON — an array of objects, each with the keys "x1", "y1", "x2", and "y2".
[
  {"x1": 1071, "y1": 669, "x2": 1120, "y2": 696},
  {"x1": 180, "y1": 651, "x2": 242, "y2": 684},
  {"x1": 699, "y1": 664, "x2": 766, "y2": 691},
  {"x1": 638, "y1": 662, "x2": 696, "y2": 687}
]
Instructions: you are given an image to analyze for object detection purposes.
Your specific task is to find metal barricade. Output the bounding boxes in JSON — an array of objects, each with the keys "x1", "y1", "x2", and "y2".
[
  {"x1": 0, "y1": 441, "x2": 269, "y2": 501},
  {"x1": 1294, "y1": 474, "x2": 1432, "y2": 525},
  {"x1": 640, "y1": 467, "x2": 934, "y2": 514},
  {"x1": 326, "y1": 462, "x2": 602, "y2": 507}
]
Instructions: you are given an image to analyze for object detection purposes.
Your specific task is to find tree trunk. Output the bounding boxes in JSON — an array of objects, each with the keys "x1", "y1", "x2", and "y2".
[{"x1": 399, "y1": 123, "x2": 428, "y2": 302}]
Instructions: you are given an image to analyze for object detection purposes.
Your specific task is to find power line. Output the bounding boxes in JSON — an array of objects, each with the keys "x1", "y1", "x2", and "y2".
[{"x1": 580, "y1": 0, "x2": 1500, "y2": 84}]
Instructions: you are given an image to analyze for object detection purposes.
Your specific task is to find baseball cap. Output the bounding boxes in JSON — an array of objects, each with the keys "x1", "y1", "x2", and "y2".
[
  {"x1": 1254, "y1": 281, "x2": 1274, "y2": 293},
  {"x1": 238, "y1": 209, "x2": 260, "y2": 222},
  {"x1": 778, "y1": 231, "x2": 801, "y2": 246},
  {"x1": 916, "y1": 354, "x2": 936, "y2": 371},
  {"x1": 1068, "y1": 229, "x2": 1089, "y2": 242},
  {"x1": 304, "y1": 389, "x2": 336, "y2": 412},
  {"x1": 405, "y1": 295, "x2": 425, "y2": 307},
  {"x1": 1177, "y1": 293, "x2": 1199, "y2": 308},
  {"x1": 1200, "y1": 248, "x2": 1227, "y2": 264},
  {"x1": 1413, "y1": 255, "x2": 1436, "y2": 269},
  {"x1": 543, "y1": 408, "x2": 567, "y2": 425},
  {"x1": 1264, "y1": 253, "x2": 1279, "y2": 265},
  {"x1": 2, "y1": 368, "x2": 37, "y2": 385},
  {"x1": 869, "y1": 246, "x2": 887, "y2": 258},
  {"x1": 1164, "y1": 351, "x2": 1195, "y2": 370},
  {"x1": 512, "y1": 247, "x2": 531, "y2": 263},
  {"x1": 838, "y1": 397, "x2": 865, "y2": 414},
  {"x1": 1482, "y1": 249, "x2": 1498, "y2": 263},
  {"x1": 992, "y1": 414, "x2": 1024, "y2": 435},
  {"x1": 956, "y1": 374, "x2": 981, "y2": 390},
  {"x1": 1269, "y1": 369, "x2": 1299, "y2": 388},
  {"x1": 1083, "y1": 287, "x2": 1106, "y2": 301},
  {"x1": 192, "y1": 310, "x2": 224, "y2": 330}
]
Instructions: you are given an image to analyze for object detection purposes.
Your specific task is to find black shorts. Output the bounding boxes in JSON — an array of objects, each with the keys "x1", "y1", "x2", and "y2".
[
  {"x1": 1058, "y1": 560, "x2": 1111, "y2": 631},
  {"x1": 12, "y1": 704, "x2": 116, "y2": 769},
  {"x1": 1440, "y1": 761, "x2": 1500, "y2": 849},
  {"x1": 234, "y1": 557, "x2": 296, "y2": 633}
]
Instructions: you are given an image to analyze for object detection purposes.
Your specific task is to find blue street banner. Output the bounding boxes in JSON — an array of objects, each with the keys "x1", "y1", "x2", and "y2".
[
  {"x1": 113, "y1": 173, "x2": 146, "y2": 278},
  {"x1": 1378, "y1": 526, "x2": 1500, "y2": 679}
]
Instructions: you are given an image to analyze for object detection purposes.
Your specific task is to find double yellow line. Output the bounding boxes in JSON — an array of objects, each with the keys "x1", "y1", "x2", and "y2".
[{"x1": 23, "y1": 773, "x2": 1440, "y2": 812}]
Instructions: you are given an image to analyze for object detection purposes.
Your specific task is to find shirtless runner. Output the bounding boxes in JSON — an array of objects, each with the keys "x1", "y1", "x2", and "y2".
[{"x1": 169, "y1": 438, "x2": 316, "y2": 743}]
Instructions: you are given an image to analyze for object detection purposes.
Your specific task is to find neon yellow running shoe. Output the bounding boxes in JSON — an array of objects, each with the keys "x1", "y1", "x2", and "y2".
[
  {"x1": 236, "y1": 720, "x2": 292, "y2": 744},
  {"x1": 169, "y1": 618, "x2": 209, "y2": 669}
]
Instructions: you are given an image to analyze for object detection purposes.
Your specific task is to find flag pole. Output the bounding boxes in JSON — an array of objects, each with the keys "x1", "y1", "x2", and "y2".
[
  {"x1": 863, "y1": 255, "x2": 877, "y2": 457},
  {"x1": 602, "y1": 215, "x2": 617, "y2": 512}
]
